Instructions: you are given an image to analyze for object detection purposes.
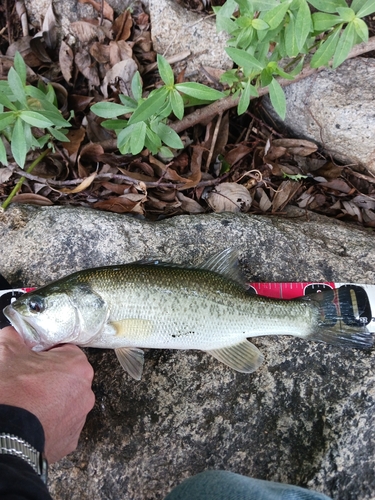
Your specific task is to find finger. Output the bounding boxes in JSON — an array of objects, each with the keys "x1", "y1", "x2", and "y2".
[{"x1": 0, "y1": 326, "x2": 28, "y2": 346}]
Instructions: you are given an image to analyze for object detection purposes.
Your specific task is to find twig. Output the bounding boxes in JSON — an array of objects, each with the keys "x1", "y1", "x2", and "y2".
[
  {"x1": 205, "y1": 112, "x2": 222, "y2": 171},
  {"x1": 170, "y1": 36, "x2": 375, "y2": 134},
  {"x1": 1, "y1": 149, "x2": 51, "y2": 211}
]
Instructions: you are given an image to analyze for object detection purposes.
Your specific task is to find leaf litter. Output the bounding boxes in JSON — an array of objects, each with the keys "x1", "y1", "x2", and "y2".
[{"x1": 0, "y1": 1, "x2": 375, "y2": 226}]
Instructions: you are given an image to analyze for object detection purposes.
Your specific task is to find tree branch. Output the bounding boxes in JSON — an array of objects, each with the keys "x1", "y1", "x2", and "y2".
[{"x1": 170, "y1": 36, "x2": 375, "y2": 134}]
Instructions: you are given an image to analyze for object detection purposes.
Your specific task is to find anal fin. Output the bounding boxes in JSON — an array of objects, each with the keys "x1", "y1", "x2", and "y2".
[
  {"x1": 206, "y1": 340, "x2": 264, "y2": 373},
  {"x1": 115, "y1": 347, "x2": 144, "y2": 380}
]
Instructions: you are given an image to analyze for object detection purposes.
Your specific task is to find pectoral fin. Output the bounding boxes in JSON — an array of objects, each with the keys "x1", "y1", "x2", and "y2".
[
  {"x1": 206, "y1": 340, "x2": 264, "y2": 373},
  {"x1": 115, "y1": 347, "x2": 144, "y2": 380}
]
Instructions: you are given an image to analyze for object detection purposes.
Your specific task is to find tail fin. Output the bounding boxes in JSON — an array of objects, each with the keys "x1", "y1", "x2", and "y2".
[{"x1": 304, "y1": 287, "x2": 373, "y2": 349}]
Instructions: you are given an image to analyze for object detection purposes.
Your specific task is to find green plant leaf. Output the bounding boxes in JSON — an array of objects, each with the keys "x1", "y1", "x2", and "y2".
[
  {"x1": 269, "y1": 78, "x2": 286, "y2": 120},
  {"x1": 36, "y1": 110, "x2": 71, "y2": 128},
  {"x1": 20, "y1": 111, "x2": 54, "y2": 128},
  {"x1": 0, "y1": 137, "x2": 7, "y2": 165},
  {"x1": 261, "y1": 68, "x2": 273, "y2": 87},
  {"x1": 175, "y1": 82, "x2": 225, "y2": 101},
  {"x1": 252, "y1": 19, "x2": 269, "y2": 30},
  {"x1": 131, "y1": 72, "x2": 143, "y2": 101},
  {"x1": 130, "y1": 122, "x2": 147, "y2": 155},
  {"x1": 235, "y1": 25, "x2": 255, "y2": 50},
  {"x1": 7, "y1": 67, "x2": 27, "y2": 107},
  {"x1": 336, "y1": 7, "x2": 356, "y2": 22},
  {"x1": 333, "y1": 20, "x2": 356, "y2": 68},
  {"x1": 225, "y1": 47, "x2": 265, "y2": 72},
  {"x1": 352, "y1": 17, "x2": 368, "y2": 42},
  {"x1": 91, "y1": 102, "x2": 130, "y2": 119},
  {"x1": 307, "y1": 0, "x2": 347, "y2": 13},
  {"x1": 170, "y1": 89, "x2": 184, "y2": 120},
  {"x1": 350, "y1": 0, "x2": 362, "y2": 12},
  {"x1": 11, "y1": 118, "x2": 27, "y2": 168},
  {"x1": 310, "y1": 24, "x2": 342, "y2": 67},
  {"x1": 158, "y1": 146, "x2": 174, "y2": 158},
  {"x1": 155, "y1": 122, "x2": 184, "y2": 149},
  {"x1": 356, "y1": 0, "x2": 375, "y2": 17},
  {"x1": 285, "y1": 13, "x2": 299, "y2": 57},
  {"x1": 262, "y1": 2, "x2": 291, "y2": 30},
  {"x1": 251, "y1": 0, "x2": 279, "y2": 10},
  {"x1": 0, "y1": 112, "x2": 16, "y2": 131},
  {"x1": 213, "y1": 0, "x2": 237, "y2": 18},
  {"x1": 47, "y1": 127, "x2": 69, "y2": 142},
  {"x1": 13, "y1": 52, "x2": 27, "y2": 86},
  {"x1": 295, "y1": 0, "x2": 312, "y2": 50},
  {"x1": 215, "y1": 13, "x2": 237, "y2": 34},
  {"x1": 157, "y1": 54, "x2": 175, "y2": 87},
  {"x1": 101, "y1": 119, "x2": 129, "y2": 130},
  {"x1": 312, "y1": 12, "x2": 342, "y2": 31},
  {"x1": 145, "y1": 125, "x2": 162, "y2": 154},
  {"x1": 119, "y1": 94, "x2": 138, "y2": 108},
  {"x1": 128, "y1": 87, "x2": 169, "y2": 125},
  {"x1": 237, "y1": 80, "x2": 252, "y2": 115}
]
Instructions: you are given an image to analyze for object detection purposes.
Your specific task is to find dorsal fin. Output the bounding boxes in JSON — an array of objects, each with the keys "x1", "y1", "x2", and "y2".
[
  {"x1": 135, "y1": 248, "x2": 246, "y2": 287},
  {"x1": 197, "y1": 248, "x2": 245, "y2": 286}
]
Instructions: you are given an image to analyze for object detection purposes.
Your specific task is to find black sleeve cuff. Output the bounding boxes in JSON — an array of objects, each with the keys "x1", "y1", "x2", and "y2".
[{"x1": 0, "y1": 405, "x2": 45, "y2": 453}]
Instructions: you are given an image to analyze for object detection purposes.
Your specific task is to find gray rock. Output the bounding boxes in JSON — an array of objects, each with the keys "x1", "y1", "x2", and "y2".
[
  {"x1": 0, "y1": 205, "x2": 375, "y2": 500},
  {"x1": 149, "y1": 0, "x2": 232, "y2": 77},
  {"x1": 262, "y1": 58, "x2": 375, "y2": 174}
]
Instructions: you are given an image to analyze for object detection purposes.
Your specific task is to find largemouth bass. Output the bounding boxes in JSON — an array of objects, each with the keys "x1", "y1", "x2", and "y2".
[{"x1": 3, "y1": 249, "x2": 373, "y2": 380}]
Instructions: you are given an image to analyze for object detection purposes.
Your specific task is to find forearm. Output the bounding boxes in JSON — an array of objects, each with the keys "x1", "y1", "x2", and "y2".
[{"x1": 0, "y1": 405, "x2": 52, "y2": 500}]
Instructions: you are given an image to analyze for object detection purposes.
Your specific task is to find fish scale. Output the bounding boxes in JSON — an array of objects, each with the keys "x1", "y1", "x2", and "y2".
[{"x1": 3, "y1": 249, "x2": 373, "y2": 380}]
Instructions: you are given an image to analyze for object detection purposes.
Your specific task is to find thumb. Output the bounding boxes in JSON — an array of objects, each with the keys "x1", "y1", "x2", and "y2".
[{"x1": 0, "y1": 326, "x2": 28, "y2": 347}]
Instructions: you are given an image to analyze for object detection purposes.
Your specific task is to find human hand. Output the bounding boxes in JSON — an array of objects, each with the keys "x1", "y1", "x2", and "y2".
[{"x1": 0, "y1": 326, "x2": 95, "y2": 463}]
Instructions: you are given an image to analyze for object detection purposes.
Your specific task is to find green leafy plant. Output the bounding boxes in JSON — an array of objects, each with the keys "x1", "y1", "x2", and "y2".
[
  {"x1": 91, "y1": 54, "x2": 225, "y2": 158},
  {"x1": 0, "y1": 52, "x2": 72, "y2": 210},
  {"x1": 214, "y1": 0, "x2": 375, "y2": 119},
  {"x1": 0, "y1": 52, "x2": 71, "y2": 170}
]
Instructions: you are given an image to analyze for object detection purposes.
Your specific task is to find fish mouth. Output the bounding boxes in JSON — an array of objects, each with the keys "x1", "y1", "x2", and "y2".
[{"x1": 3, "y1": 305, "x2": 41, "y2": 348}]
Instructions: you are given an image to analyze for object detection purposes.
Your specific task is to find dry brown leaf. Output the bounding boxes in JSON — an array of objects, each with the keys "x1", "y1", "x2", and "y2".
[
  {"x1": 342, "y1": 200, "x2": 362, "y2": 221},
  {"x1": 93, "y1": 192, "x2": 145, "y2": 214},
  {"x1": 109, "y1": 40, "x2": 133, "y2": 66},
  {"x1": 42, "y1": 3, "x2": 57, "y2": 49},
  {"x1": 272, "y1": 138, "x2": 318, "y2": 156},
  {"x1": 90, "y1": 42, "x2": 110, "y2": 64},
  {"x1": 204, "y1": 183, "x2": 252, "y2": 213},
  {"x1": 59, "y1": 41, "x2": 74, "y2": 83},
  {"x1": 101, "y1": 182, "x2": 131, "y2": 194},
  {"x1": 176, "y1": 192, "x2": 205, "y2": 214},
  {"x1": 224, "y1": 144, "x2": 252, "y2": 166},
  {"x1": 69, "y1": 94, "x2": 94, "y2": 112},
  {"x1": 59, "y1": 172, "x2": 97, "y2": 194},
  {"x1": 101, "y1": 59, "x2": 138, "y2": 98},
  {"x1": 118, "y1": 168, "x2": 157, "y2": 183},
  {"x1": 75, "y1": 50, "x2": 100, "y2": 86},
  {"x1": 6, "y1": 38, "x2": 42, "y2": 67},
  {"x1": 272, "y1": 180, "x2": 301, "y2": 212},
  {"x1": 297, "y1": 191, "x2": 314, "y2": 209},
  {"x1": 79, "y1": 0, "x2": 114, "y2": 21},
  {"x1": 64, "y1": 128, "x2": 86, "y2": 157},
  {"x1": 180, "y1": 145, "x2": 204, "y2": 190},
  {"x1": 70, "y1": 22, "x2": 101, "y2": 44},
  {"x1": 78, "y1": 143, "x2": 104, "y2": 177},
  {"x1": 0, "y1": 168, "x2": 13, "y2": 183},
  {"x1": 11, "y1": 193, "x2": 53, "y2": 206},
  {"x1": 257, "y1": 188, "x2": 272, "y2": 212},
  {"x1": 113, "y1": 10, "x2": 133, "y2": 41},
  {"x1": 318, "y1": 179, "x2": 353, "y2": 194},
  {"x1": 352, "y1": 195, "x2": 375, "y2": 210}
]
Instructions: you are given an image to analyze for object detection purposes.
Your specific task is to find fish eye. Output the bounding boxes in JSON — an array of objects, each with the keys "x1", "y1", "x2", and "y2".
[{"x1": 28, "y1": 296, "x2": 45, "y2": 314}]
